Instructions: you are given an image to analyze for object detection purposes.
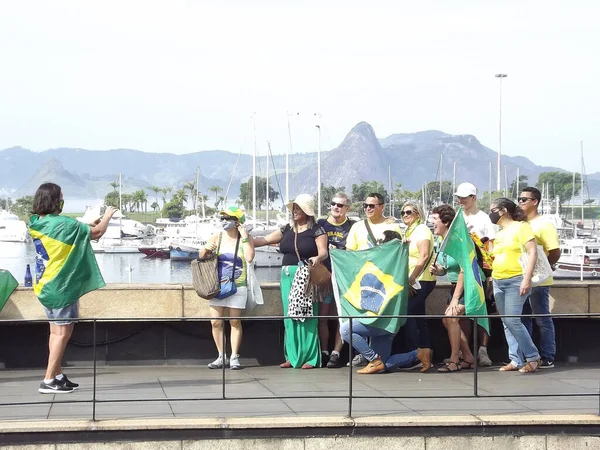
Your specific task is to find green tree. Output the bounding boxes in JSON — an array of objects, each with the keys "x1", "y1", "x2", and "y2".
[
  {"x1": 509, "y1": 175, "x2": 529, "y2": 198},
  {"x1": 209, "y1": 185, "x2": 222, "y2": 207},
  {"x1": 184, "y1": 181, "x2": 197, "y2": 211},
  {"x1": 109, "y1": 181, "x2": 119, "y2": 192},
  {"x1": 132, "y1": 190, "x2": 148, "y2": 212},
  {"x1": 537, "y1": 171, "x2": 581, "y2": 207},
  {"x1": 150, "y1": 201, "x2": 160, "y2": 212},
  {"x1": 477, "y1": 190, "x2": 505, "y2": 211},
  {"x1": 173, "y1": 188, "x2": 188, "y2": 206},
  {"x1": 147, "y1": 185, "x2": 162, "y2": 205},
  {"x1": 104, "y1": 191, "x2": 120, "y2": 209},
  {"x1": 0, "y1": 197, "x2": 11, "y2": 211},
  {"x1": 11, "y1": 196, "x2": 34, "y2": 220},
  {"x1": 238, "y1": 177, "x2": 279, "y2": 210},
  {"x1": 161, "y1": 187, "x2": 173, "y2": 206},
  {"x1": 162, "y1": 188, "x2": 186, "y2": 219},
  {"x1": 351, "y1": 180, "x2": 388, "y2": 204}
]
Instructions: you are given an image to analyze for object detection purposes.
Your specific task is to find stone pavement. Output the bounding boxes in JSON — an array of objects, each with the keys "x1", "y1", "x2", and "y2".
[{"x1": 0, "y1": 363, "x2": 598, "y2": 421}]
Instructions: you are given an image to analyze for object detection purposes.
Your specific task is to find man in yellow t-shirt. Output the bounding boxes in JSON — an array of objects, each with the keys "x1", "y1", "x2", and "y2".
[
  {"x1": 345, "y1": 194, "x2": 402, "y2": 251},
  {"x1": 518, "y1": 187, "x2": 561, "y2": 369}
]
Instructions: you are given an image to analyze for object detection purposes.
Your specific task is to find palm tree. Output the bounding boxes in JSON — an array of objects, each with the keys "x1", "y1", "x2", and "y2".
[
  {"x1": 184, "y1": 181, "x2": 196, "y2": 211},
  {"x1": 216, "y1": 195, "x2": 225, "y2": 209},
  {"x1": 161, "y1": 187, "x2": 172, "y2": 207},
  {"x1": 109, "y1": 181, "x2": 119, "y2": 192},
  {"x1": 173, "y1": 188, "x2": 188, "y2": 206},
  {"x1": 147, "y1": 186, "x2": 162, "y2": 205},
  {"x1": 151, "y1": 201, "x2": 160, "y2": 212},
  {"x1": 209, "y1": 185, "x2": 222, "y2": 207}
]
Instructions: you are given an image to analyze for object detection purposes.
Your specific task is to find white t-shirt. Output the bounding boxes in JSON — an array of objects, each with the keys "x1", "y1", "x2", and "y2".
[{"x1": 463, "y1": 210, "x2": 496, "y2": 240}]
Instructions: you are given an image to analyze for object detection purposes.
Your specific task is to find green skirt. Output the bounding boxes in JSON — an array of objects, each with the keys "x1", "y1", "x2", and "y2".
[{"x1": 281, "y1": 266, "x2": 321, "y2": 368}]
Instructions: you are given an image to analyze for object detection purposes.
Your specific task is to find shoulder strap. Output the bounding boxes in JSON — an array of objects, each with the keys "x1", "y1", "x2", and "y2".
[
  {"x1": 364, "y1": 219, "x2": 378, "y2": 247},
  {"x1": 215, "y1": 232, "x2": 223, "y2": 254},
  {"x1": 229, "y1": 234, "x2": 241, "y2": 281},
  {"x1": 293, "y1": 227, "x2": 302, "y2": 264}
]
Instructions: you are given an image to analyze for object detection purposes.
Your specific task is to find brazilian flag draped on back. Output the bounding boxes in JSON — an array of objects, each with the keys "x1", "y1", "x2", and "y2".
[
  {"x1": 330, "y1": 239, "x2": 409, "y2": 334},
  {"x1": 29, "y1": 214, "x2": 105, "y2": 309},
  {"x1": 0, "y1": 270, "x2": 18, "y2": 313},
  {"x1": 439, "y1": 208, "x2": 490, "y2": 334}
]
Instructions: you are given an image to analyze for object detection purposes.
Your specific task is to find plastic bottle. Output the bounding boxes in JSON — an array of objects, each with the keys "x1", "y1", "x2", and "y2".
[
  {"x1": 24, "y1": 264, "x2": 33, "y2": 287},
  {"x1": 35, "y1": 255, "x2": 45, "y2": 284}
]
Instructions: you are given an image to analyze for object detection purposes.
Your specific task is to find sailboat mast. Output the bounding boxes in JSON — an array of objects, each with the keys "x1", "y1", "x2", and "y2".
[
  {"x1": 452, "y1": 162, "x2": 456, "y2": 208},
  {"x1": 195, "y1": 167, "x2": 199, "y2": 239},
  {"x1": 581, "y1": 141, "x2": 585, "y2": 224},
  {"x1": 439, "y1": 153, "x2": 443, "y2": 205},
  {"x1": 388, "y1": 165, "x2": 392, "y2": 216},
  {"x1": 488, "y1": 161, "x2": 492, "y2": 208},
  {"x1": 119, "y1": 173, "x2": 122, "y2": 244},
  {"x1": 315, "y1": 114, "x2": 322, "y2": 218},
  {"x1": 504, "y1": 165, "x2": 508, "y2": 198},
  {"x1": 516, "y1": 166, "x2": 520, "y2": 199},
  {"x1": 571, "y1": 172, "x2": 576, "y2": 222},
  {"x1": 286, "y1": 113, "x2": 293, "y2": 221},
  {"x1": 252, "y1": 112, "x2": 257, "y2": 225},
  {"x1": 266, "y1": 142, "x2": 270, "y2": 225}
]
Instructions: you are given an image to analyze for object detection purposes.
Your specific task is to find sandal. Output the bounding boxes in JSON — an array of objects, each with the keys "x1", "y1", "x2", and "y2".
[
  {"x1": 499, "y1": 362, "x2": 520, "y2": 372},
  {"x1": 519, "y1": 360, "x2": 539, "y2": 373},
  {"x1": 438, "y1": 361, "x2": 460, "y2": 372},
  {"x1": 459, "y1": 360, "x2": 476, "y2": 370}
]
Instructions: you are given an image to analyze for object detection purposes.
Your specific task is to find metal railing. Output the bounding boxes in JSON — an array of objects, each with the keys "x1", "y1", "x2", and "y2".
[{"x1": 0, "y1": 312, "x2": 599, "y2": 420}]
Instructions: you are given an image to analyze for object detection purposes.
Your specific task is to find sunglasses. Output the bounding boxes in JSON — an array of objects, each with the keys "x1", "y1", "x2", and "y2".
[
  {"x1": 401, "y1": 210, "x2": 414, "y2": 216},
  {"x1": 363, "y1": 203, "x2": 383, "y2": 209},
  {"x1": 518, "y1": 197, "x2": 534, "y2": 203},
  {"x1": 330, "y1": 201, "x2": 347, "y2": 208}
]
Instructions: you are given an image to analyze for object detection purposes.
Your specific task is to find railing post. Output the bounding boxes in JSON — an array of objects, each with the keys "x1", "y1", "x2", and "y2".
[
  {"x1": 222, "y1": 317, "x2": 226, "y2": 399},
  {"x1": 347, "y1": 316, "x2": 353, "y2": 418},
  {"x1": 92, "y1": 319, "x2": 97, "y2": 421},
  {"x1": 473, "y1": 315, "x2": 479, "y2": 397}
]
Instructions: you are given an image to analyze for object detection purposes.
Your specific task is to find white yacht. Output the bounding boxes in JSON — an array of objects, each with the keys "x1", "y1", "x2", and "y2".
[
  {"x1": 0, "y1": 210, "x2": 29, "y2": 243},
  {"x1": 555, "y1": 238, "x2": 600, "y2": 279}
]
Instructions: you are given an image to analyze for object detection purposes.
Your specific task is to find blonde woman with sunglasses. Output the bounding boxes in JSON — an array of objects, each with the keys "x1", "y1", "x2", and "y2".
[{"x1": 400, "y1": 201, "x2": 435, "y2": 371}]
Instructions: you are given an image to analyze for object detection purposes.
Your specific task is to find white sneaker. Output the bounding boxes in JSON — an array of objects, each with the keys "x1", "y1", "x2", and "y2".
[
  {"x1": 208, "y1": 355, "x2": 228, "y2": 369},
  {"x1": 478, "y1": 347, "x2": 492, "y2": 366},
  {"x1": 230, "y1": 354, "x2": 242, "y2": 370}
]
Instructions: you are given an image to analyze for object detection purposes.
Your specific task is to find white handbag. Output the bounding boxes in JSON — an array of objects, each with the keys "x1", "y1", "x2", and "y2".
[{"x1": 519, "y1": 242, "x2": 553, "y2": 287}]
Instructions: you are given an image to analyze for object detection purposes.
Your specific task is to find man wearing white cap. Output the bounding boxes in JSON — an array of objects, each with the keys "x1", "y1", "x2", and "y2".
[{"x1": 454, "y1": 182, "x2": 495, "y2": 366}]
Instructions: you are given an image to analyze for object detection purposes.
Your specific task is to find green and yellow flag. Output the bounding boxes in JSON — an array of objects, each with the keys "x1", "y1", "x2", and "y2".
[
  {"x1": 331, "y1": 239, "x2": 409, "y2": 334},
  {"x1": 29, "y1": 214, "x2": 105, "y2": 309},
  {"x1": 0, "y1": 270, "x2": 18, "y2": 313},
  {"x1": 439, "y1": 208, "x2": 490, "y2": 334}
]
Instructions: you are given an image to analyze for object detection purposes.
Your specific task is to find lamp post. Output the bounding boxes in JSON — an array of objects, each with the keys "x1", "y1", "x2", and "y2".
[{"x1": 495, "y1": 73, "x2": 507, "y2": 193}]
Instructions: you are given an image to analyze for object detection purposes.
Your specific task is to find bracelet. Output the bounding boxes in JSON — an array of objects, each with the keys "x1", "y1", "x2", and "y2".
[{"x1": 242, "y1": 238, "x2": 249, "y2": 243}]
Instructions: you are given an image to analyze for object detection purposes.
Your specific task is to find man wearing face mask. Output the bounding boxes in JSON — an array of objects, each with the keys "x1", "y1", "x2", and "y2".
[{"x1": 199, "y1": 206, "x2": 255, "y2": 370}]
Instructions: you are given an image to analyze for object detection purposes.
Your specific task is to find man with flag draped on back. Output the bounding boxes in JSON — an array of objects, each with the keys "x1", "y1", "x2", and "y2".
[
  {"x1": 431, "y1": 205, "x2": 490, "y2": 372},
  {"x1": 332, "y1": 200, "x2": 432, "y2": 374},
  {"x1": 29, "y1": 183, "x2": 116, "y2": 394}
]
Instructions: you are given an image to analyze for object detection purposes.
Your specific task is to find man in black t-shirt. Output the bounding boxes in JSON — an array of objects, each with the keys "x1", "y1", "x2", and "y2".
[{"x1": 317, "y1": 192, "x2": 355, "y2": 368}]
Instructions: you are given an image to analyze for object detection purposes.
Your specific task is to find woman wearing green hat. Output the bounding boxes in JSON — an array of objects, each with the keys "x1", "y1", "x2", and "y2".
[{"x1": 199, "y1": 206, "x2": 255, "y2": 370}]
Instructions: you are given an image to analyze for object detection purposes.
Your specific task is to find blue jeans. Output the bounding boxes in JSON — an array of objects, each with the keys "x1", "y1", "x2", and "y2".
[
  {"x1": 404, "y1": 280, "x2": 436, "y2": 350},
  {"x1": 493, "y1": 276, "x2": 540, "y2": 367},
  {"x1": 385, "y1": 349, "x2": 418, "y2": 371},
  {"x1": 522, "y1": 286, "x2": 556, "y2": 361},
  {"x1": 340, "y1": 319, "x2": 394, "y2": 362}
]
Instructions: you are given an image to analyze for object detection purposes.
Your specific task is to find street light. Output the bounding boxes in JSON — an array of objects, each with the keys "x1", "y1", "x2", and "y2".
[{"x1": 495, "y1": 73, "x2": 507, "y2": 193}]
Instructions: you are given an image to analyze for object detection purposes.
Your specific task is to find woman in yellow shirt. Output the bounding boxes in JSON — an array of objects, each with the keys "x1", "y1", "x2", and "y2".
[
  {"x1": 489, "y1": 198, "x2": 540, "y2": 373},
  {"x1": 401, "y1": 201, "x2": 436, "y2": 370}
]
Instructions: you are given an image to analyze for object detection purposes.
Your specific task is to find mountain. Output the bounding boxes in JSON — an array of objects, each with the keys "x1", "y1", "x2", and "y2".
[{"x1": 2, "y1": 123, "x2": 597, "y2": 201}]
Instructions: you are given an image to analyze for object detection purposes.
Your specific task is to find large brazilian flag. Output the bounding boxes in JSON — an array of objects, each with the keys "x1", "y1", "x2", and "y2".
[
  {"x1": 439, "y1": 208, "x2": 490, "y2": 334},
  {"x1": 0, "y1": 270, "x2": 18, "y2": 313},
  {"x1": 29, "y1": 214, "x2": 105, "y2": 309},
  {"x1": 330, "y1": 239, "x2": 409, "y2": 334}
]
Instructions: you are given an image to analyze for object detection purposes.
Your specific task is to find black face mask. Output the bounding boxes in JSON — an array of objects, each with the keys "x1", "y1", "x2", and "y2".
[{"x1": 489, "y1": 210, "x2": 501, "y2": 225}]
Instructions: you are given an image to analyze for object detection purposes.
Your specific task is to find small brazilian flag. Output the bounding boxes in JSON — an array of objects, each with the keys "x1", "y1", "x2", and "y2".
[
  {"x1": 0, "y1": 270, "x2": 18, "y2": 313},
  {"x1": 331, "y1": 239, "x2": 409, "y2": 334},
  {"x1": 439, "y1": 208, "x2": 490, "y2": 334},
  {"x1": 29, "y1": 214, "x2": 105, "y2": 309}
]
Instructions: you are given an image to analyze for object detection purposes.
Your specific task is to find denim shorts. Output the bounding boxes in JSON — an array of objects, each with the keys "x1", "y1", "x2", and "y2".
[{"x1": 44, "y1": 301, "x2": 79, "y2": 325}]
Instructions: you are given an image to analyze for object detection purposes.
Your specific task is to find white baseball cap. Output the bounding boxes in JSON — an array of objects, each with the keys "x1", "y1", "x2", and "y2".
[{"x1": 454, "y1": 182, "x2": 477, "y2": 197}]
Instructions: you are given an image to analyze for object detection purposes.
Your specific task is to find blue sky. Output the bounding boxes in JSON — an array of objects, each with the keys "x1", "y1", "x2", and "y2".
[{"x1": 0, "y1": 1, "x2": 598, "y2": 173}]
